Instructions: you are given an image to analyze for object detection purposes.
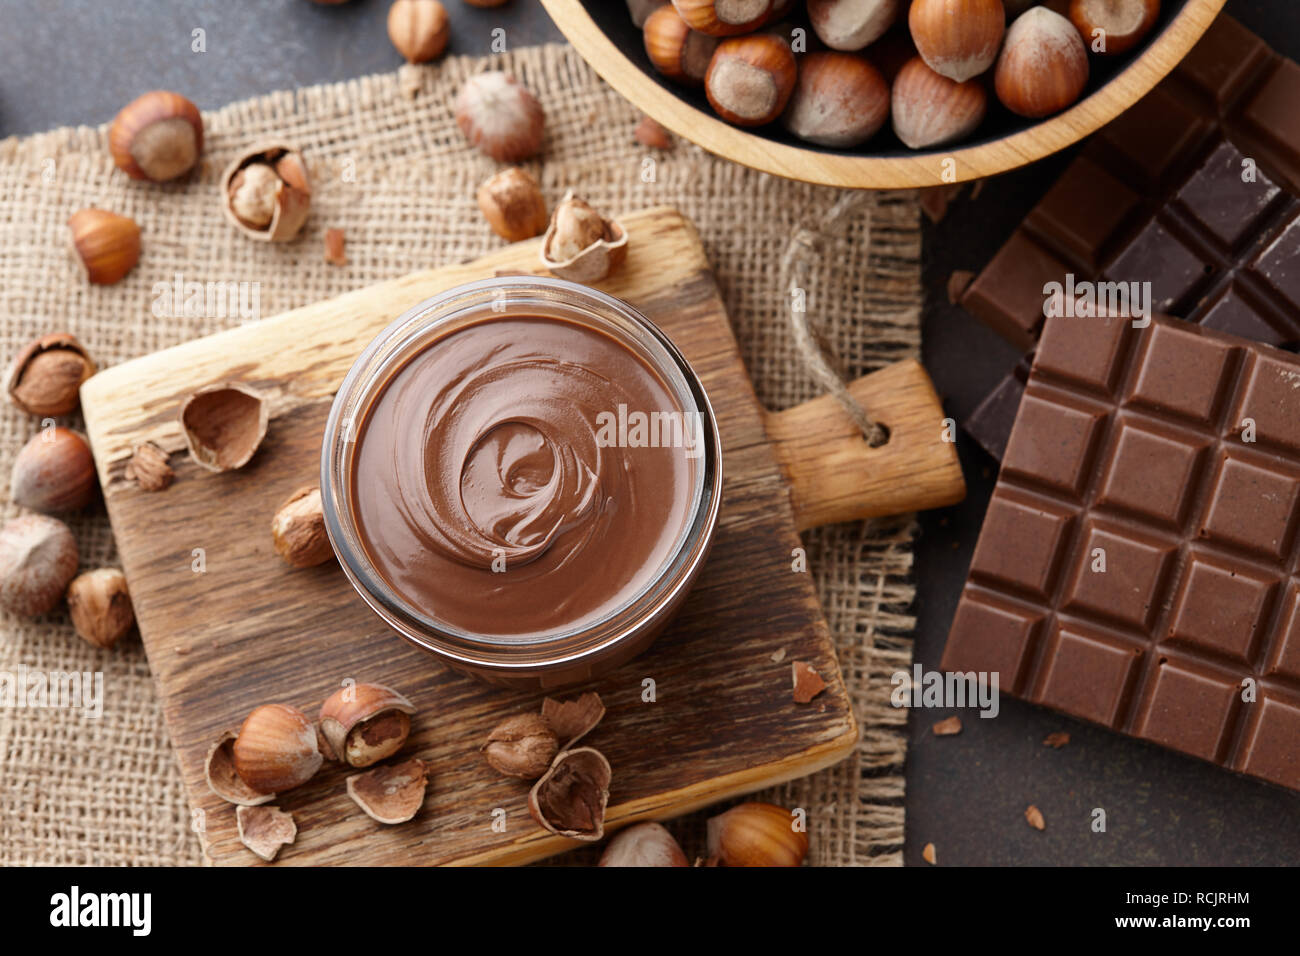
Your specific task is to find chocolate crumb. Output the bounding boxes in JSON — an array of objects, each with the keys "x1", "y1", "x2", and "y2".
[
  {"x1": 1025, "y1": 805, "x2": 1046, "y2": 831},
  {"x1": 1043, "y1": 732, "x2": 1070, "y2": 749},
  {"x1": 324, "y1": 228, "x2": 346, "y2": 266},
  {"x1": 932, "y1": 715, "x2": 962, "y2": 736}
]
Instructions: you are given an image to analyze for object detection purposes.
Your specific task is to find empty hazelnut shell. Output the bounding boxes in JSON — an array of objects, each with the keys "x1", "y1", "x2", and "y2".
[
  {"x1": 318, "y1": 682, "x2": 416, "y2": 768},
  {"x1": 220, "y1": 145, "x2": 312, "y2": 242},
  {"x1": 346, "y1": 757, "x2": 428, "y2": 824},
  {"x1": 527, "y1": 746, "x2": 612, "y2": 842},
  {"x1": 205, "y1": 730, "x2": 274, "y2": 806},
  {"x1": 236, "y1": 804, "x2": 297, "y2": 862},
  {"x1": 178, "y1": 382, "x2": 269, "y2": 473},
  {"x1": 540, "y1": 691, "x2": 606, "y2": 749},
  {"x1": 5, "y1": 334, "x2": 96, "y2": 417},
  {"x1": 539, "y1": 192, "x2": 628, "y2": 283}
]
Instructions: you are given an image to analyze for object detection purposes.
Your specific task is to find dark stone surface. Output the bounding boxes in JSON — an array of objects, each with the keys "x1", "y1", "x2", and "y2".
[{"x1": 2, "y1": 0, "x2": 1295, "y2": 865}]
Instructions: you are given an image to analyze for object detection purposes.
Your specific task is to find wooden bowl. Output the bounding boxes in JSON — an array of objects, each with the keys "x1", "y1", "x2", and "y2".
[{"x1": 540, "y1": 0, "x2": 1229, "y2": 188}]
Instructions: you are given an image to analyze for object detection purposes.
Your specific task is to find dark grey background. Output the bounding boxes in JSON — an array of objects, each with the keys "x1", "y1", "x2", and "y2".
[{"x1": 3, "y1": 0, "x2": 1295, "y2": 865}]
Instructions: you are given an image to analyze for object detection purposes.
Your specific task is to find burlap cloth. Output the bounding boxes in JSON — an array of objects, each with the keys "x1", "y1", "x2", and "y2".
[{"x1": 0, "y1": 44, "x2": 921, "y2": 866}]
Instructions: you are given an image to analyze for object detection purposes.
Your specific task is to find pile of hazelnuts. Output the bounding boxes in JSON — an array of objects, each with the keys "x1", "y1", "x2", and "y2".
[{"x1": 633, "y1": 0, "x2": 1161, "y2": 150}]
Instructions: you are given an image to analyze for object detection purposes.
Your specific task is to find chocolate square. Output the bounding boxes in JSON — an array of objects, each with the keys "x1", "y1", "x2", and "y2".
[
  {"x1": 1238, "y1": 695, "x2": 1300, "y2": 789},
  {"x1": 1196, "y1": 452, "x2": 1300, "y2": 559},
  {"x1": 1001, "y1": 393, "x2": 1104, "y2": 499},
  {"x1": 1062, "y1": 521, "x2": 1174, "y2": 631},
  {"x1": 1166, "y1": 554, "x2": 1273, "y2": 663},
  {"x1": 1037, "y1": 624, "x2": 1141, "y2": 727},
  {"x1": 1133, "y1": 661, "x2": 1240, "y2": 762},
  {"x1": 940, "y1": 596, "x2": 1042, "y2": 694},
  {"x1": 1105, "y1": 221, "x2": 1209, "y2": 314},
  {"x1": 961, "y1": 230, "x2": 1071, "y2": 350},
  {"x1": 1034, "y1": 312, "x2": 1130, "y2": 394},
  {"x1": 1127, "y1": 321, "x2": 1234, "y2": 425},
  {"x1": 1028, "y1": 157, "x2": 1141, "y2": 269},
  {"x1": 1267, "y1": 584, "x2": 1300, "y2": 681},
  {"x1": 1096, "y1": 420, "x2": 1208, "y2": 527},
  {"x1": 1175, "y1": 141, "x2": 1283, "y2": 249},
  {"x1": 968, "y1": 491, "x2": 1074, "y2": 600},
  {"x1": 1251, "y1": 214, "x2": 1300, "y2": 306},
  {"x1": 1233, "y1": 352, "x2": 1300, "y2": 453}
]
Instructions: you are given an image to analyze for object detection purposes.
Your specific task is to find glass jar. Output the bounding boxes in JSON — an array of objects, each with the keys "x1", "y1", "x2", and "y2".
[{"x1": 320, "y1": 276, "x2": 722, "y2": 689}]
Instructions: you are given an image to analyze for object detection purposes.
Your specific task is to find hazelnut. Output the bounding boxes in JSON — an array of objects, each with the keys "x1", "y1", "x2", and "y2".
[
  {"x1": 178, "y1": 382, "x2": 269, "y2": 473},
  {"x1": 455, "y1": 71, "x2": 546, "y2": 163},
  {"x1": 781, "y1": 51, "x2": 890, "y2": 148},
  {"x1": 634, "y1": 114, "x2": 673, "y2": 149},
  {"x1": 323, "y1": 227, "x2": 347, "y2": 266},
  {"x1": 236, "y1": 804, "x2": 296, "y2": 862},
  {"x1": 643, "y1": 5, "x2": 718, "y2": 87},
  {"x1": 627, "y1": 0, "x2": 669, "y2": 27},
  {"x1": 124, "y1": 441, "x2": 174, "y2": 492},
  {"x1": 231, "y1": 703, "x2": 324, "y2": 794},
  {"x1": 346, "y1": 758, "x2": 428, "y2": 824},
  {"x1": 5, "y1": 333, "x2": 96, "y2": 417},
  {"x1": 539, "y1": 191, "x2": 629, "y2": 283},
  {"x1": 220, "y1": 145, "x2": 312, "y2": 242},
  {"x1": 66, "y1": 568, "x2": 134, "y2": 650},
  {"x1": 477, "y1": 167, "x2": 549, "y2": 242},
  {"x1": 672, "y1": 0, "x2": 781, "y2": 36},
  {"x1": 271, "y1": 486, "x2": 334, "y2": 568},
  {"x1": 0, "y1": 515, "x2": 79, "y2": 617},
  {"x1": 909, "y1": 0, "x2": 1005, "y2": 83},
  {"x1": 68, "y1": 208, "x2": 141, "y2": 285},
  {"x1": 996, "y1": 6, "x2": 1090, "y2": 118},
  {"x1": 205, "y1": 731, "x2": 274, "y2": 806},
  {"x1": 10, "y1": 427, "x2": 97, "y2": 514},
  {"x1": 706, "y1": 801, "x2": 808, "y2": 866},
  {"x1": 1068, "y1": 0, "x2": 1159, "y2": 56},
  {"x1": 318, "y1": 682, "x2": 416, "y2": 767},
  {"x1": 599, "y1": 822, "x2": 689, "y2": 866},
  {"x1": 807, "y1": 0, "x2": 900, "y2": 52},
  {"x1": 891, "y1": 56, "x2": 988, "y2": 149},
  {"x1": 108, "y1": 90, "x2": 203, "y2": 182},
  {"x1": 527, "y1": 747, "x2": 612, "y2": 842},
  {"x1": 481, "y1": 713, "x2": 559, "y2": 779},
  {"x1": 704, "y1": 34, "x2": 797, "y2": 127},
  {"x1": 387, "y1": 0, "x2": 450, "y2": 63},
  {"x1": 540, "y1": 691, "x2": 606, "y2": 748}
]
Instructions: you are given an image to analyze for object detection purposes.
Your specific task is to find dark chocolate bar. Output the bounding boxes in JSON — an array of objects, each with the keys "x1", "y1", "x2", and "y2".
[
  {"x1": 963, "y1": 15, "x2": 1300, "y2": 460},
  {"x1": 943, "y1": 311, "x2": 1300, "y2": 793}
]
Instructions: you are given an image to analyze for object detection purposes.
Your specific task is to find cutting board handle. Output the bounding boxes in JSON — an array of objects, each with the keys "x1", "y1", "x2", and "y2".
[{"x1": 765, "y1": 359, "x2": 965, "y2": 531}]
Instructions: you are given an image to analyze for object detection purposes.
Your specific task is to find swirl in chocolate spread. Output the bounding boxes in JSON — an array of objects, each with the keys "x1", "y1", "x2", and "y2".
[{"x1": 351, "y1": 316, "x2": 695, "y2": 639}]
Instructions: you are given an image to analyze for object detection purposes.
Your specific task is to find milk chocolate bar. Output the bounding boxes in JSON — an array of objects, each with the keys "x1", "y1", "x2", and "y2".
[
  {"x1": 963, "y1": 15, "x2": 1300, "y2": 460},
  {"x1": 943, "y1": 311, "x2": 1300, "y2": 793}
]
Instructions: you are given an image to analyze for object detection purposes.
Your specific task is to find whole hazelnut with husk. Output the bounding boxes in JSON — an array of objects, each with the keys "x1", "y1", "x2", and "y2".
[
  {"x1": 706, "y1": 801, "x2": 808, "y2": 866},
  {"x1": 1068, "y1": 0, "x2": 1159, "y2": 56},
  {"x1": 124, "y1": 441, "x2": 173, "y2": 492},
  {"x1": 108, "y1": 90, "x2": 203, "y2": 182},
  {"x1": 0, "y1": 515, "x2": 79, "y2": 617},
  {"x1": 318, "y1": 683, "x2": 416, "y2": 767},
  {"x1": 781, "y1": 51, "x2": 890, "y2": 148},
  {"x1": 481, "y1": 713, "x2": 558, "y2": 779},
  {"x1": 996, "y1": 6, "x2": 1090, "y2": 118},
  {"x1": 66, "y1": 568, "x2": 134, "y2": 650},
  {"x1": 68, "y1": 208, "x2": 141, "y2": 285},
  {"x1": 528, "y1": 747, "x2": 612, "y2": 842},
  {"x1": 10, "y1": 427, "x2": 97, "y2": 514},
  {"x1": 387, "y1": 0, "x2": 449, "y2": 63},
  {"x1": 705, "y1": 34, "x2": 797, "y2": 127},
  {"x1": 672, "y1": 0, "x2": 781, "y2": 36},
  {"x1": 205, "y1": 731, "x2": 274, "y2": 806},
  {"x1": 178, "y1": 382, "x2": 269, "y2": 473},
  {"x1": 807, "y1": 0, "x2": 899, "y2": 52},
  {"x1": 891, "y1": 56, "x2": 987, "y2": 149},
  {"x1": 346, "y1": 758, "x2": 428, "y2": 824},
  {"x1": 599, "y1": 822, "x2": 689, "y2": 866},
  {"x1": 909, "y1": 0, "x2": 1005, "y2": 83},
  {"x1": 477, "y1": 167, "x2": 548, "y2": 242},
  {"x1": 455, "y1": 72, "x2": 545, "y2": 163},
  {"x1": 5, "y1": 334, "x2": 96, "y2": 417},
  {"x1": 220, "y1": 145, "x2": 312, "y2": 242},
  {"x1": 271, "y1": 487, "x2": 334, "y2": 568},
  {"x1": 232, "y1": 703, "x2": 324, "y2": 794},
  {"x1": 236, "y1": 805, "x2": 296, "y2": 862},
  {"x1": 643, "y1": 5, "x2": 718, "y2": 86},
  {"x1": 539, "y1": 192, "x2": 628, "y2": 283},
  {"x1": 541, "y1": 691, "x2": 606, "y2": 748}
]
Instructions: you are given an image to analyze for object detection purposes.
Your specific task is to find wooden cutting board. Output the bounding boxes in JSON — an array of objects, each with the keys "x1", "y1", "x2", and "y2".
[{"x1": 80, "y1": 206, "x2": 963, "y2": 865}]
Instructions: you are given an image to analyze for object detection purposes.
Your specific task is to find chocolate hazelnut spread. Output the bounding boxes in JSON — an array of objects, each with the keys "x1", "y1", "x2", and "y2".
[{"x1": 350, "y1": 315, "x2": 698, "y2": 640}]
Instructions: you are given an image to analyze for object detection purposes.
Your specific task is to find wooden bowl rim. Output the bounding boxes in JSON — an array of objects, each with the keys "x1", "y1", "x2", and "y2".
[{"x1": 540, "y1": 0, "x2": 1230, "y2": 189}]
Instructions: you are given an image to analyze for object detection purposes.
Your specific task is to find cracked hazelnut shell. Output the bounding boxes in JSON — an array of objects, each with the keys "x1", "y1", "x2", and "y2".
[
  {"x1": 539, "y1": 192, "x2": 628, "y2": 283},
  {"x1": 178, "y1": 382, "x2": 269, "y2": 473},
  {"x1": 0, "y1": 514, "x2": 79, "y2": 617},
  {"x1": 237, "y1": 804, "x2": 296, "y2": 862},
  {"x1": 232, "y1": 703, "x2": 324, "y2": 794},
  {"x1": 540, "y1": 691, "x2": 606, "y2": 748},
  {"x1": 206, "y1": 731, "x2": 274, "y2": 806},
  {"x1": 66, "y1": 568, "x2": 134, "y2": 650},
  {"x1": 220, "y1": 145, "x2": 312, "y2": 242},
  {"x1": 528, "y1": 747, "x2": 612, "y2": 842},
  {"x1": 318, "y1": 683, "x2": 416, "y2": 768},
  {"x1": 481, "y1": 713, "x2": 558, "y2": 779},
  {"x1": 346, "y1": 758, "x2": 428, "y2": 824},
  {"x1": 124, "y1": 441, "x2": 173, "y2": 492},
  {"x1": 271, "y1": 486, "x2": 334, "y2": 568},
  {"x1": 5, "y1": 334, "x2": 96, "y2": 418},
  {"x1": 108, "y1": 90, "x2": 203, "y2": 182},
  {"x1": 10, "y1": 427, "x2": 97, "y2": 514}
]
